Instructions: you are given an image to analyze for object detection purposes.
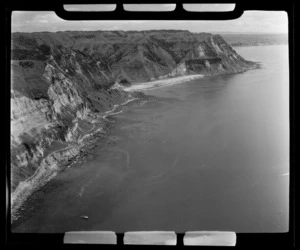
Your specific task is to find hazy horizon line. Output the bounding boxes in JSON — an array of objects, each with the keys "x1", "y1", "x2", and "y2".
[{"x1": 11, "y1": 29, "x2": 288, "y2": 35}]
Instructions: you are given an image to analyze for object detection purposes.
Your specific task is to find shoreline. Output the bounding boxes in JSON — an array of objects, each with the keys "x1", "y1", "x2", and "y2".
[
  {"x1": 123, "y1": 74, "x2": 204, "y2": 92},
  {"x1": 122, "y1": 64, "x2": 259, "y2": 92},
  {"x1": 231, "y1": 43, "x2": 288, "y2": 48},
  {"x1": 11, "y1": 68, "x2": 255, "y2": 224},
  {"x1": 11, "y1": 70, "x2": 253, "y2": 221},
  {"x1": 12, "y1": 75, "x2": 189, "y2": 223},
  {"x1": 11, "y1": 94, "x2": 140, "y2": 224}
]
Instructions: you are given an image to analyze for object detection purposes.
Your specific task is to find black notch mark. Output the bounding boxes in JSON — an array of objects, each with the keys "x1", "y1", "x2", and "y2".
[
  {"x1": 116, "y1": 233, "x2": 124, "y2": 245},
  {"x1": 176, "y1": 233, "x2": 184, "y2": 246}
]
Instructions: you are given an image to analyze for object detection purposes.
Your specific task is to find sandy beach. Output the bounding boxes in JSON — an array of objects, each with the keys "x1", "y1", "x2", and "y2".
[{"x1": 123, "y1": 74, "x2": 204, "y2": 92}]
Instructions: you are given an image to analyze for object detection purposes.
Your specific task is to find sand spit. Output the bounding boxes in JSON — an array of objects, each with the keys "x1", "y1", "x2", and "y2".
[{"x1": 124, "y1": 74, "x2": 204, "y2": 92}]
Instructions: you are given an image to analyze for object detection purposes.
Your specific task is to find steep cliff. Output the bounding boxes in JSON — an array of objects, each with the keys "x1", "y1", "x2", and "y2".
[
  {"x1": 12, "y1": 30, "x2": 256, "y2": 83},
  {"x1": 11, "y1": 39, "x2": 130, "y2": 215},
  {"x1": 11, "y1": 30, "x2": 257, "y2": 216}
]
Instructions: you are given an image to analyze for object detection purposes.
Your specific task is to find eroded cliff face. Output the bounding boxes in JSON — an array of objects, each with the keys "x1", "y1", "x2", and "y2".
[
  {"x1": 11, "y1": 30, "x2": 257, "y2": 215},
  {"x1": 12, "y1": 31, "x2": 256, "y2": 84},
  {"x1": 11, "y1": 42, "x2": 128, "y2": 213}
]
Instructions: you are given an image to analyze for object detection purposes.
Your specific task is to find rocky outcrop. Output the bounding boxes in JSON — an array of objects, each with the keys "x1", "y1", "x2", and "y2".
[
  {"x1": 11, "y1": 30, "x2": 257, "y2": 215},
  {"x1": 12, "y1": 31, "x2": 256, "y2": 84},
  {"x1": 11, "y1": 41, "x2": 128, "y2": 208}
]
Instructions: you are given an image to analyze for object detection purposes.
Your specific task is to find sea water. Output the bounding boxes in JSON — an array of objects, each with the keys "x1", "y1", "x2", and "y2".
[{"x1": 12, "y1": 45, "x2": 289, "y2": 233}]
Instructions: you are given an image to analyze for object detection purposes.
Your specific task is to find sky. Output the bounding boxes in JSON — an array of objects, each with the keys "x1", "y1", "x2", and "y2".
[{"x1": 11, "y1": 5, "x2": 288, "y2": 34}]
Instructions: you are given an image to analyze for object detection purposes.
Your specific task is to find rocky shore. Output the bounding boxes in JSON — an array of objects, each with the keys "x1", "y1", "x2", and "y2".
[
  {"x1": 10, "y1": 30, "x2": 258, "y2": 221},
  {"x1": 11, "y1": 91, "x2": 144, "y2": 222}
]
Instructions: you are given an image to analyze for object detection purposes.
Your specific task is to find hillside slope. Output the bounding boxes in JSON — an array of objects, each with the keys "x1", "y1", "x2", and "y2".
[
  {"x1": 12, "y1": 30, "x2": 256, "y2": 83},
  {"x1": 10, "y1": 30, "x2": 257, "y2": 217}
]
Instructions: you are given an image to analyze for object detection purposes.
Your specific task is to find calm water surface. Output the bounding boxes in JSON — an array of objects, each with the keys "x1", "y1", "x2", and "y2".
[{"x1": 13, "y1": 45, "x2": 289, "y2": 233}]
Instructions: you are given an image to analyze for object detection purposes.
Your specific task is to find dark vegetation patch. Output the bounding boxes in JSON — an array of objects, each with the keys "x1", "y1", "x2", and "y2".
[
  {"x1": 72, "y1": 34, "x2": 96, "y2": 39},
  {"x1": 11, "y1": 30, "x2": 256, "y2": 96},
  {"x1": 19, "y1": 61, "x2": 34, "y2": 68},
  {"x1": 30, "y1": 88, "x2": 49, "y2": 100},
  {"x1": 119, "y1": 78, "x2": 131, "y2": 86},
  {"x1": 12, "y1": 44, "x2": 51, "y2": 61}
]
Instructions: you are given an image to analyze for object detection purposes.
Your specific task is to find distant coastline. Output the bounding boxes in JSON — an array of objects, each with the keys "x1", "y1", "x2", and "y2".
[
  {"x1": 230, "y1": 42, "x2": 288, "y2": 47},
  {"x1": 221, "y1": 33, "x2": 288, "y2": 48}
]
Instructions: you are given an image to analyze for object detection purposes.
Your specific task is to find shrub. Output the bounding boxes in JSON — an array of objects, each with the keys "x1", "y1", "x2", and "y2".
[
  {"x1": 19, "y1": 61, "x2": 34, "y2": 68},
  {"x1": 119, "y1": 78, "x2": 131, "y2": 86},
  {"x1": 38, "y1": 44, "x2": 51, "y2": 56}
]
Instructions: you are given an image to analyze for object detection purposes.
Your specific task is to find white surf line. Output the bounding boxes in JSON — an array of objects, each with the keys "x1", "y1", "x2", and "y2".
[
  {"x1": 120, "y1": 97, "x2": 139, "y2": 106},
  {"x1": 78, "y1": 123, "x2": 97, "y2": 143},
  {"x1": 113, "y1": 148, "x2": 130, "y2": 169},
  {"x1": 105, "y1": 104, "x2": 119, "y2": 114},
  {"x1": 139, "y1": 100, "x2": 148, "y2": 106},
  {"x1": 103, "y1": 108, "x2": 124, "y2": 119},
  {"x1": 85, "y1": 123, "x2": 96, "y2": 134},
  {"x1": 107, "y1": 110, "x2": 123, "y2": 116},
  {"x1": 102, "y1": 97, "x2": 138, "y2": 119},
  {"x1": 103, "y1": 97, "x2": 137, "y2": 116},
  {"x1": 103, "y1": 104, "x2": 121, "y2": 119},
  {"x1": 21, "y1": 145, "x2": 73, "y2": 185},
  {"x1": 77, "y1": 166, "x2": 106, "y2": 198},
  {"x1": 147, "y1": 154, "x2": 180, "y2": 181}
]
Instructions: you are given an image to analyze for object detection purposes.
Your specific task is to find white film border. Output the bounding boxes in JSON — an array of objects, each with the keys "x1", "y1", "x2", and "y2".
[{"x1": 64, "y1": 231, "x2": 236, "y2": 246}]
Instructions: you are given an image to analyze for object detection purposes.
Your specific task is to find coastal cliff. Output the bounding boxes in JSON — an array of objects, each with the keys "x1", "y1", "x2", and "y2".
[{"x1": 10, "y1": 30, "x2": 257, "y2": 216}]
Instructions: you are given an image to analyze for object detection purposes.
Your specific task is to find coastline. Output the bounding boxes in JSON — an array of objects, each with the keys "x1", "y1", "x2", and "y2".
[
  {"x1": 10, "y1": 72, "x2": 240, "y2": 223},
  {"x1": 123, "y1": 74, "x2": 204, "y2": 92},
  {"x1": 11, "y1": 62, "x2": 262, "y2": 225},
  {"x1": 10, "y1": 95, "x2": 139, "y2": 223},
  {"x1": 10, "y1": 44, "x2": 289, "y2": 233},
  {"x1": 231, "y1": 43, "x2": 288, "y2": 48},
  {"x1": 11, "y1": 125, "x2": 102, "y2": 223},
  {"x1": 11, "y1": 74, "x2": 206, "y2": 223}
]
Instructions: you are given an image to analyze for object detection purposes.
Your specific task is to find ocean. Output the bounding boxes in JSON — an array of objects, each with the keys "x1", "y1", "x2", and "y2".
[{"x1": 12, "y1": 45, "x2": 289, "y2": 233}]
